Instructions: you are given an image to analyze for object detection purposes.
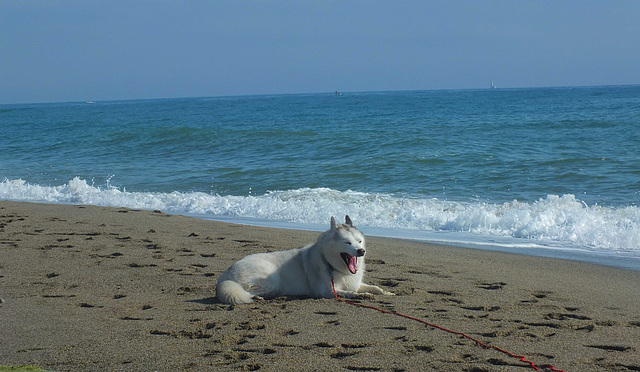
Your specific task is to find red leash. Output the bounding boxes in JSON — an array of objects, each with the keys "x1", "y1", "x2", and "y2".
[{"x1": 331, "y1": 279, "x2": 565, "y2": 372}]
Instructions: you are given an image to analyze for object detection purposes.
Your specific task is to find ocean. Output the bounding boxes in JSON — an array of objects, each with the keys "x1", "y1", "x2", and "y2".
[{"x1": 2, "y1": 86, "x2": 639, "y2": 270}]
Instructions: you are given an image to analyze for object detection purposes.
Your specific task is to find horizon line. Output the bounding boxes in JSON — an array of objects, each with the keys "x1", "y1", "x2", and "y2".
[{"x1": 2, "y1": 82, "x2": 639, "y2": 106}]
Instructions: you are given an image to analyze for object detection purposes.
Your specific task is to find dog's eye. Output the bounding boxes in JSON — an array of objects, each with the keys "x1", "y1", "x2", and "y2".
[{"x1": 345, "y1": 241, "x2": 352, "y2": 245}]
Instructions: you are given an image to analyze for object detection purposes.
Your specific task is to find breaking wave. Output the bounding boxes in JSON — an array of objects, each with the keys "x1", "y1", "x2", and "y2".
[{"x1": 2, "y1": 177, "x2": 639, "y2": 255}]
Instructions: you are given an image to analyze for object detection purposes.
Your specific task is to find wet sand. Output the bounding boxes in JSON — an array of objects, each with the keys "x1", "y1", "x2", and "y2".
[{"x1": 1, "y1": 201, "x2": 639, "y2": 371}]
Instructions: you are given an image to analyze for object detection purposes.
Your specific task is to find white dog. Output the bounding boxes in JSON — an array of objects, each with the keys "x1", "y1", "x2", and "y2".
[{"x1": 216, "y1": 215, "x2": 393, "y2": 304}]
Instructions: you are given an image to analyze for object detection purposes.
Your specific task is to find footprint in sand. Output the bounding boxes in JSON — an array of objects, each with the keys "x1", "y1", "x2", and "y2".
[
  {"x1": 79, "y1": 302, "x2": 103, "y2": 308},
  {"x1": 330, "y1": 350, "x2": 359, "y2": 359},
  {"x1": 585, "y1": 344, "x2": 631, "y2": 352},
  {"x1": 405, "y1": 345, "x2": 434, "y2": 353},
  {"x1": 545, "y1": 312, "x2": 591, "y2": 321},
  {"x1": 313, "y1": 342, "x2": 333, "y2": 348},
  {"x1": 476, "y1": 281, "x2": 506, "y2": 290}
]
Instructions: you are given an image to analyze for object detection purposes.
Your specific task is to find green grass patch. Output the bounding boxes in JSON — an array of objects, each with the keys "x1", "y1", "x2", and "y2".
[{"x1": 0, "y1": 366, "x2": 49, "y2": 372}]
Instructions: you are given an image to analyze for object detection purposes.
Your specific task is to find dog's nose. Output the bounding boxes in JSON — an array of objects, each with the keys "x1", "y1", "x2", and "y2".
[{"x1": 356, "y1": 248, "x2": 365, "y2": 257}]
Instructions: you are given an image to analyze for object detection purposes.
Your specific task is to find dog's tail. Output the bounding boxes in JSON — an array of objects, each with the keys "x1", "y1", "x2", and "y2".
[{"x1": 216, "y1": 280, "x2": 254, "y2": 304}]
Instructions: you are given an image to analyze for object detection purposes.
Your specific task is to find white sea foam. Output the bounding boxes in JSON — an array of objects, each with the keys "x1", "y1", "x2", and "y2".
[{"x1": 2, "y1": 177, "x2": 639, "y2": 260}]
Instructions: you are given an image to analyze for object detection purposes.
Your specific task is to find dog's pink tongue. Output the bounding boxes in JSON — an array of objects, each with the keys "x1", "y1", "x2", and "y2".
[{"x1": 348, "y1": 256, "x2": 358, "y2": 274}]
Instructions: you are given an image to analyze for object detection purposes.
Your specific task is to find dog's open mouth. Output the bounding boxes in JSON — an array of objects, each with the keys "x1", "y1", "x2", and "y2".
[{"x1": 340, "y1": 253, "x2": 358, "y2": 274}]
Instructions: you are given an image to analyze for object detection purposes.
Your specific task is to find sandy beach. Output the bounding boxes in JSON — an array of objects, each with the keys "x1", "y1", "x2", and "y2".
[{"x1": 1, "y1": 201, "x2": 639, "y2": 371}]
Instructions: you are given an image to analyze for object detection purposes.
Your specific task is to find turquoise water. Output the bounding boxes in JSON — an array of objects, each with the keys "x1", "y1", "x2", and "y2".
[{"x1": 2, "y1": 86, "x2": 640, "y2": 268}]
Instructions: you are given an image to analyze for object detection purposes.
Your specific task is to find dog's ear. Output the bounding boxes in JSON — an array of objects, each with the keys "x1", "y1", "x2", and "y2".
[
  {"x1": 345, "y1": 215, "x2": 353, "y2": 227},
  {"x1": 330, "y1": 216, "x2": 337, "y2": 230}
]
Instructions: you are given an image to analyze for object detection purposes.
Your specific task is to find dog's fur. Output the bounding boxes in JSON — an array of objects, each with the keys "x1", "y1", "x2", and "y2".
[{"x1": 216, "y1": 216, "x2": 393, "y2": 304}]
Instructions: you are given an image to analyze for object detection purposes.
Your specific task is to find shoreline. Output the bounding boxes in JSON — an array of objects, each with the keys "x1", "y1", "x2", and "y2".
[
  {"x1": 175, "y1": 214, "x2": 640, "y2": 272},
  {"x1": 1, "y1": 201, "x2": 639, "y2": 371},
  {"x1": 3, "y1": 194, "x2": 638, "y2": 272}
]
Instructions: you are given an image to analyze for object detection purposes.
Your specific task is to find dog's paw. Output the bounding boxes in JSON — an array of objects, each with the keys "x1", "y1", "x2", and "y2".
[
  {"x1": 381, "y1": 289, "x2": 395, "y2": 296},
  {"x1": 339, "y1": 291, "x2": 358, "y2": 298},
  {"x1": 353, "y1": 293, "x2": 376, "y2": 300},
  {"x1": 251, "y1": 295, "x2": 265, "y2": 303}
]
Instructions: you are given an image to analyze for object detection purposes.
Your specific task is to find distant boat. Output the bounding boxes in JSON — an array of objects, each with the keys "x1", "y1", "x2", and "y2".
[
  {"x1": 334, "y1": 90, "x2": 342, "y2": 95},
  {"x1": 490, "y1": 80, "x2": 496, "y2": 89},
  {"x1": 85, "y1": 100, "x2": 95, "y2": 104}
]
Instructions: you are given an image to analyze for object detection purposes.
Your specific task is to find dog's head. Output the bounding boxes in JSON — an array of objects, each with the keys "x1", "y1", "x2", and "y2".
[{"x1": 326, "y1": 215, "x2": 366, "y2": 275}]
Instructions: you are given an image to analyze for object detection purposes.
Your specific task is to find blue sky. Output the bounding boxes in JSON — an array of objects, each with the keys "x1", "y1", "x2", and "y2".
[{"x1": 2, "y1": 1, "x2": 639, "y2": 104}]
